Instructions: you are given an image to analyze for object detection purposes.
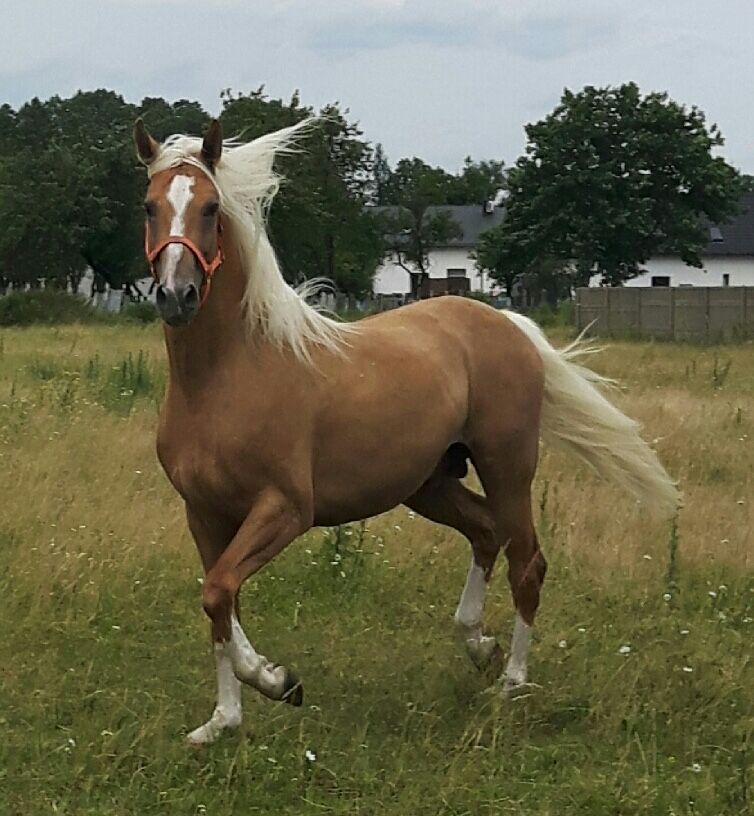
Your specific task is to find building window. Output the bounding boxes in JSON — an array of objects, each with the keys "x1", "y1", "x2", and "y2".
[
  {"x1": 447, "y1": 268, "x2": 467, "y2": 278},
  {"x1": 723, "y1": 273, "x2": 730, "y2": 287},
  {"x1": 651, "y1": 276, "x2": 670, "y2": 287}
]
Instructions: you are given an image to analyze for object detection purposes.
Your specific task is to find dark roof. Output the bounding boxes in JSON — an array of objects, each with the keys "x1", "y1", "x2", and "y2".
[
  {"x1": 700, "y1": 191, "x2": 754, "y2": 256},
  {"x1": 372, "y1": 193, "x2": 754, "y2": 255},
  {"x1": 370, "y1": 204, "x2": 505, "y2": 248}
]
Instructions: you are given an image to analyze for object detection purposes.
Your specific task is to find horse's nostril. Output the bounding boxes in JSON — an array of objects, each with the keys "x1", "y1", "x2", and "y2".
[
  {"x1": 155, "y1": 285, "x2": 168, "y2": 308},
  {"x1": 183, "y1": 283, "x2": 199, "y2": 309}
]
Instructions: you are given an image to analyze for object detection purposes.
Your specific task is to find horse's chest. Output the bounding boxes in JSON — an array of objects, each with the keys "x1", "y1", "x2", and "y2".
[{"x1": 157, "y1": 429, "x2": 249, "y2": 514}]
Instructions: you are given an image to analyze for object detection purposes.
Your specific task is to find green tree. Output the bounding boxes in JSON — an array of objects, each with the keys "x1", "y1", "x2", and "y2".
[
  {"x1": 371, "y1": 143, "x2": 393, "y2": 205},
  {"x1": 474, "y1": 223, "x2": 516, "y2": 297},
  {"x1": 0, "y1": 94, "x2": 112, "y2": 291},
  {"x1": 221, "y1": 89, "x2": 383, "y2": 296},
  {"x1": 482, "y1": 83, "x2": 743, "y2": 291},
  {"x1": 447, "y1": 157, "x2": 506, "y2": 205},
  {"x1": 0, "y1": 91, "x2": 154, "y2": 295},
  {"x1": 137, "y1": 97, "x2": 210, "y2": 141},
  {"x1": 377, "y1": 158, "x2": 461, "y2": 298}
]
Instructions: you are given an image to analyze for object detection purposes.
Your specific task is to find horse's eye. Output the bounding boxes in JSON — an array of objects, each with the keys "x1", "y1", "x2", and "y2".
[
  {"x1": 203, "y1": 202, "x2": 220, "y2": 218},
  {"x1": 144, "y1": 201, "x2": 156, "y2": 219}
]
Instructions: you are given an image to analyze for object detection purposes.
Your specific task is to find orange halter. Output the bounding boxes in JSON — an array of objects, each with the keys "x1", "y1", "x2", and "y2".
[{"x1": 144, "y1": 221, "x2": 224, "y2": 306}]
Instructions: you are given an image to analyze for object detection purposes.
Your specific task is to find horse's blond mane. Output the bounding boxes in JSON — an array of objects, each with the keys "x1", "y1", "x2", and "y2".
[{"x1": 147, "y1": 119, "x2": 355, "y2": 362}]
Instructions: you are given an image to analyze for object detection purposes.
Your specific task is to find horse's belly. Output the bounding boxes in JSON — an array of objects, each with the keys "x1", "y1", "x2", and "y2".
[{"x1": 311, "y1": 418, "x2": 461, "y2": 525}]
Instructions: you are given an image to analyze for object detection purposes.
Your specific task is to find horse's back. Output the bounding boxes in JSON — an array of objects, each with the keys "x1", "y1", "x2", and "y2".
[{"x1": 356, "y1": 297, "x2": 544, "y2": 397}]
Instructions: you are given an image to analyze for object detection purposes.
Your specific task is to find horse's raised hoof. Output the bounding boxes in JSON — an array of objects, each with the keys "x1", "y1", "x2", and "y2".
[{"x1": 282, "y1": 671, "x2": 303, "y2": 706}]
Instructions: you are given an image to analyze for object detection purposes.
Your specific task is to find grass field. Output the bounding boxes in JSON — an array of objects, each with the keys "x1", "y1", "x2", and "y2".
[{"x1": 0, "y1": 322, "x2": 752, "y2": 815}]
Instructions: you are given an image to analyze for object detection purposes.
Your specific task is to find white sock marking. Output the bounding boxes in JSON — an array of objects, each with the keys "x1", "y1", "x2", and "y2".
[
  {"x1": 455, "y1": 558, "x2": 486, "y2": 632},
  {"x1": 226, "y1": 614, "x2": 289, "y2": 699},
  {"x1": 187, "y1": 641, "x2": 242, "y2": 745},
  {"x1": 455, "y1": 558, "x2": 497, "y2": 667},
  {"x1": 161, "y1": 174, "x2": 195, "y2": 288},
  {"x1": 504, "y1": 613, "x2": 531, "y2": 689}
]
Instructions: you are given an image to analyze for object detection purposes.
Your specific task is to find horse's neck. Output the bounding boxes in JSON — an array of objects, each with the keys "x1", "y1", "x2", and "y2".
[{"x1": 162, "y1": 245, "x2": 249, "y2": 395}]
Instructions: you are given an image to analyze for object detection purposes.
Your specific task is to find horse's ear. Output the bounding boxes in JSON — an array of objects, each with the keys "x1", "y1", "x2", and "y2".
[
  {"x1": 201, "y1": 119, "x2": 223, "y2": 171},
  {"x1": 134, "y1": 118, "x2": 159, "y2": 166}
]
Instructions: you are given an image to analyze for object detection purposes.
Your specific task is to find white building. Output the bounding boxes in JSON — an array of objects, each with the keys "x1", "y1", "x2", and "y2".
[
  {"x1": 372, "y1": 193, "x2": 754, "y2": 299},
  {"x1": 373, "y1": 203, "x2": 505, "y2": 297},
  {"x1": 590, "y1": 192, "x2": 754, "y2": 288}
]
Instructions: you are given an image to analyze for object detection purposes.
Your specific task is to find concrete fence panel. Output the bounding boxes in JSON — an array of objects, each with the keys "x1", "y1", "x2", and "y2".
[
  {"x1": 708, "y1": 287, "x2": 748, "y2": 340},
  {"x1": 673, "y1": 288, "x2": 707, "y2": 342},
  {"x1": 575, "y1": 287, "x2": 754, "y2": 341},
  {"x1": 638, "y1": 288, "x2": 673, "y2": 339},
  {"x1": 606, "y1": 287, "x2": 641, "y2": 334},
  {"x1": 575, "y1": 287, "x2": 610, "y2": 332}
]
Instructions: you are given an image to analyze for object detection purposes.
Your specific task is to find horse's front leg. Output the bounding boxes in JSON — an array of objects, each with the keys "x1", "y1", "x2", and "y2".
[
  {"x1": 185, "y1": 507, "x2": 244, "y2": 746},
  {"x1": 200, "y1": 490, "x2": 310, "y2": 707}
]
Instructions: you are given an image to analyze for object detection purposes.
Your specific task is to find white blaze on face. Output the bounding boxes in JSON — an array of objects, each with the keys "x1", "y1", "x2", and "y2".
[{"x1": 161, "y1": 174, "x2": 195, "y2": 289}]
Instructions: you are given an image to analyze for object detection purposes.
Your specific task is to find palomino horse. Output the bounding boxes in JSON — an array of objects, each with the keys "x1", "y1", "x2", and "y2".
[{"x1": 134, "y1": 118, "x2": 678, "y2": 745}]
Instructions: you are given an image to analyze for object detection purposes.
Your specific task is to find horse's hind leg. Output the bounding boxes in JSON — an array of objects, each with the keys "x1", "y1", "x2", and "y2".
[
  {"x1": 405, "y1": 473, "x2": 503, "y2": 672},
  {"x1": 496, "y1": 491, "x2": 546, "y2": 691},
  {"x1": 474, "y1": 442, "x2": 547, "y2": 692}
]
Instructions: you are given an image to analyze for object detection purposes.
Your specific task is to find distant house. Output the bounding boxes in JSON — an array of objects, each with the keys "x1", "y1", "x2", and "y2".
[
  {"x1": 591, "y1": 191, "x2": 754, "y2": 288},
  {"x1": 372, "y1": 202, "x2": 505, "y2": 297}
]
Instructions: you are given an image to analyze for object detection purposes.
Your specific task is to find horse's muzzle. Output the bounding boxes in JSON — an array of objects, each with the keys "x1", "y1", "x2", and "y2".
[{"x1": 155, "y1": 282, "x2": 200, "y2": 326}]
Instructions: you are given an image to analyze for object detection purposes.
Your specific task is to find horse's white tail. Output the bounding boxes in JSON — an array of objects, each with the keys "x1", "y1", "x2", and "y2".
[{"x1": 504, "y1": 311, "x2": 679, "y2": 519}]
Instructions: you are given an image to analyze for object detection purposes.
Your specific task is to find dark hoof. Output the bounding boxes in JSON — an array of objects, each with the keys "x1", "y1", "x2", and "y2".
[
  {"x1": 477, "y1": 643, "x2": 505, "y2": 682},
  {"x1": 282, "y1": 671, "x2": 304, "y2": 706}
]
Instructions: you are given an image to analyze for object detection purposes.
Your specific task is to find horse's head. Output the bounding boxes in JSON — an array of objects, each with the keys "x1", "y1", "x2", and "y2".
[{"x1": 134, "y1": 119, "x2": 224, "y2": 326}]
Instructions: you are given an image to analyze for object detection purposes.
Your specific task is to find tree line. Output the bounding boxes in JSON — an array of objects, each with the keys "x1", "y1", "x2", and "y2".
[
  {"x1": 0, "y1": 82, "x2": 746, "y2": 303},
  {"x1": 0, "y1": 88, "x2": 505, "y2": 299}
]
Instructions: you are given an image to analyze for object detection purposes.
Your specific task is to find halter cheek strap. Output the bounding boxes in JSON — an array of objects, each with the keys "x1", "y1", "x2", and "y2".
[{"x1": 144, "y1": 222, "x2": 224, "y2": 306}]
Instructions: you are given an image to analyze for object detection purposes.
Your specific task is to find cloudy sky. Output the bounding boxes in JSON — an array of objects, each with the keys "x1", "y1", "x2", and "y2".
[{"x1": 5, "y1": 1, "x2": 754, "y2": 172}]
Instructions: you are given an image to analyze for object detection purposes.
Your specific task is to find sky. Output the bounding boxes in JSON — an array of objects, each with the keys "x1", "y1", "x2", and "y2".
[{"x1": 4, "y1": 0, "x2": 754, "y2": 173}]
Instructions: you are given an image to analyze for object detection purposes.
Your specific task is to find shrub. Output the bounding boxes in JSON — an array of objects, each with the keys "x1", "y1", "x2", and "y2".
[
  {"x1": 121, "y1": 300, "x2": 159, "y2": 323},
  {"x1": 465, "y1": 290, "x2": 495, "y2": 305},
  {"x1": 0, "y1": 290, "x2": 101, "y2": 326},
  {"x1": 527, "y1": 299, "x2": 575, "y2": 328}
]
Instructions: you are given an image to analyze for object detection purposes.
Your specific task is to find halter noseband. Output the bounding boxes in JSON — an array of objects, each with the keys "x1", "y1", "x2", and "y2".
[{"x1": 144, "y1": 222, "x2": 224, "y2": 306}]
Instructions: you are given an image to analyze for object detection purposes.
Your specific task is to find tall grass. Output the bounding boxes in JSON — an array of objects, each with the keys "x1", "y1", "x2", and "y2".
[{"x1": 0, "y1": 324, "x2": 751, "y2": 814}]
